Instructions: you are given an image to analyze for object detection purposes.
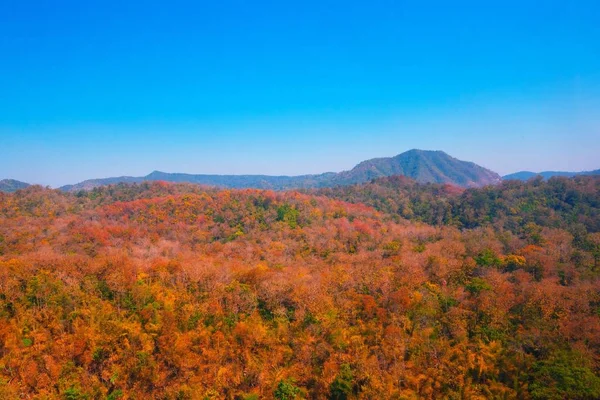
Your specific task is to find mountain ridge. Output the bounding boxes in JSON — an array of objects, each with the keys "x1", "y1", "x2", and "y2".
[
  {"x1": 503, "y1": 169, "x2": 600, "y2": 181},
  {"x1": 5, "y1": 152, "x2": 599, "y2": 192},
  {"x1": 58, "y1": 149, "x2": 501, "y2": 191}
]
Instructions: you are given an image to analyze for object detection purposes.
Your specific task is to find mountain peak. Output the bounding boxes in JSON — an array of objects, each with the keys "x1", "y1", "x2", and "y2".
[
  {"x1": 401, "y1": 149, "x2": 447, "y2": 155},
  {"x1": 335, "y1": 150, "x2": 500, "y2": 187}
]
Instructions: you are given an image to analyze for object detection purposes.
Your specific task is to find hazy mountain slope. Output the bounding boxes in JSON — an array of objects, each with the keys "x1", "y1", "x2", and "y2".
[
  {"x1": 60, "y1": 172, "x2": 337, "y2": 191},
  {"x1": 0, "y1": 179, "x2": 30, "y2": 193},
  {"x1": 59, "y1": 149, "x2": 502, "y2": 191},
  {"x1": 144, "y1": 171, "x2": 337, "y2": 189},
  {"x1": 59, "y1": 176, "x2": 144, "y2": 192},
  {"x1": 504, "y1": 169, "x2": 600, "y2": 181}
]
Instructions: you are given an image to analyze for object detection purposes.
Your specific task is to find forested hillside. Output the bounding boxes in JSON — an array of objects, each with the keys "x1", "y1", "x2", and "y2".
[
  {"x1": 1, "y1": 181, "x2": 599, "y2": 399},
  {"x1": 314, "y1": 175, "x2": 600, "y2": 240}
]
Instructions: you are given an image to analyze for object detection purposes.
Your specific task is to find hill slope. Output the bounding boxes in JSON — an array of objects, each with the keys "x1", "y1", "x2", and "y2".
[
  {"x1": 59, "y1": 176, "x2": 144, "y2": 192},
  {"x1": 313, "y1": 174, "x2": 600, "y2": 232},
  {"x1": 0, "y1": 179, "x2": 30, "y2": 192},
  {"x1": 60, "y1": 149, "x2": 501, "y2": 191}
]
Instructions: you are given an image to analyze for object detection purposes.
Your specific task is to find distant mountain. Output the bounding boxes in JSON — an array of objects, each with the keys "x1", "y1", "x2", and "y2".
[
  {"x1": 61, "y1": 172, "x2": 336, "y2": 192},
  {"x1": 144, "y1": 171, "x2": 337, "y2": 190},
  {"x1": 59, "y1": 176, "x2": 144, "y2": 192},
  {"x1": 330, "y1": 149, "x2": 501, "y2": 187},
  {"x1": 503, "y1": 169, "x2": 600, "y2": 181},
  {"x1": 0, "y1": 179, "x2": 30, "y2": 193},
  {"x1": 59, "y1": 150, "x2": 502, "y2": 191}
]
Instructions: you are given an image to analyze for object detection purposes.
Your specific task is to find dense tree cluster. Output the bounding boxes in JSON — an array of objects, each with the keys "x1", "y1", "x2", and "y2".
[
  {"x1": 0, "y1": 180, "x2": 599, "y2": 399},
  {"x1": 313, "y1": 175, "x2": 600, "y2": 244}
]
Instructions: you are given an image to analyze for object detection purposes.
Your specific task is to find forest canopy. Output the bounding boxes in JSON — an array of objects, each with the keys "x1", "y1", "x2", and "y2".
[{"x1": 0, "y1": 177, "x2": 599, "y2": 399}]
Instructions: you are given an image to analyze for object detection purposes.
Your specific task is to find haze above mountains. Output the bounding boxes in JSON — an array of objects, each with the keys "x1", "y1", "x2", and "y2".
[{"x1": 2, "y1": 149, "x2": 598, "y2": 193}]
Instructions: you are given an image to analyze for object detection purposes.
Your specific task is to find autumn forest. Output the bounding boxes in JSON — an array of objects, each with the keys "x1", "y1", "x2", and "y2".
[{"x1": 1, "y1": 176, "x2": 600, "y2": 399}]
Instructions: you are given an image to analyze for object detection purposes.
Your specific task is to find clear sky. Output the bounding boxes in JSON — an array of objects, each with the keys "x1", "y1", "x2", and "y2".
[{"x1": 1, "y1": 0, "x2": 599, "y2": 187}]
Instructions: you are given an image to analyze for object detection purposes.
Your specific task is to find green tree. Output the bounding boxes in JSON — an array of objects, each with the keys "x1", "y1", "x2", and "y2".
[
  {"x1": 276, "y1": 204, "x2": 300, "y2": 228},
  {"x1": 274, "y1": 379, "x2": 301, "y2": 400},
  {"x1": 329, "y1": 364, "x2": 354, "y2": 400},
  {"x1": 529, "y1": 351, "x2": 600, "y2": 400}
]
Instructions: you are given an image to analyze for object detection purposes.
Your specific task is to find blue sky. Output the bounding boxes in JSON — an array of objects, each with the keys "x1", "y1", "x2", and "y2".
[{"x1": 1, "y1": 0, "x2": 599, "y2": 187}]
